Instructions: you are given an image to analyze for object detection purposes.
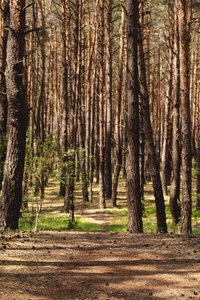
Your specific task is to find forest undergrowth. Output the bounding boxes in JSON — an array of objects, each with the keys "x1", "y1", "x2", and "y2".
[{"x1": 19, "y1": 173, "x2": 200, "y2": 234}]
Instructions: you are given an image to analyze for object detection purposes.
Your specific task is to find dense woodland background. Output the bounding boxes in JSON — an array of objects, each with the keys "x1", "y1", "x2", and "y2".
[{"x1": 0, "y1": 0, "x2": 200, "y2": 234}]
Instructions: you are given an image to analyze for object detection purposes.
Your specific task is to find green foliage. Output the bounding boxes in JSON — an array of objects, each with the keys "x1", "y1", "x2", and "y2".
[
  {"x1": 192, "y1": 227, "x2": 200, "y2": 234},
  {"x1": 192, "y1": 206, "x2": 200, "y2": 221},
  {"x1": 25, "y1": 131, "x2": 59, "y2": 196},
  {"x1": 61, "y1": 148, "x2": 77, "y2": 176},
  {"x1": 143, "y1": 204, "x2": 171, "y2": 219},
  {"x1": 60, "y1": 148, "x2": 93, "y2": 179},
  {"x1": 19, "y1": 207, "x2": 36, "y2": 231},
  {"x1": 192, "y1": 167, "x2": 198, "y2": 177},
  {"x1": 22, "y1": 196, "x2": 29, "y2": 212}
]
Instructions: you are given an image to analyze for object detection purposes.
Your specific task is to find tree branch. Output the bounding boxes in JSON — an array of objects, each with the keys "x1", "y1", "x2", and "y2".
[
  {"x1": 22, "y1": 3, "x2": 33, "y2": 11},
  {"x1": 25, "y1": 27, "x2": 42, "y2": 35}
]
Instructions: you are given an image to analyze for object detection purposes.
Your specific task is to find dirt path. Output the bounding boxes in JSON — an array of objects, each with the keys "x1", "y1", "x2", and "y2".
[{"x1": 1, "y1": 231, "x2": 200, "y2": 300}]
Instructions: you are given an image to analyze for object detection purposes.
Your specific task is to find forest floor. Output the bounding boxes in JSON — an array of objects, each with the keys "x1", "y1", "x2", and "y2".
[{"x1": 0, "y1": 178, "x2": 200, "y2": 300}]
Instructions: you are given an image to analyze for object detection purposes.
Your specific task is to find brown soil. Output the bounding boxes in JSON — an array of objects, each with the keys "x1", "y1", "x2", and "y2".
[{"x1": 1, "y1": 230, "x2": 200, "y2": 300}]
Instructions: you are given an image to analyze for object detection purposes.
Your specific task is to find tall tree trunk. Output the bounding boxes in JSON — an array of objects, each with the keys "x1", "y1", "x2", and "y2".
[
  {"x1": 178, "y1": 0, "x2": 192, "y2": 233},
  {"x1": 105, "y1": 0, "x2": 113, "y2": 199},
  {"x1": 95, "y1": 69, "x2": 100, "y2": 184},
  {"x1": 66, "y1": 0, "x2": 76, "y2": 223},
  {"x1": 34, "y1": 0, "x2": 46, "y2": 199},
  {"x1": 99, "y1": 0, "x2": 106, "y2": 209},
  {"x1": 85, "y1": 0, "x2": 91, "y2": 183},
  {"x1": 170, "y1": 0, "x2": 181, "y2": 226},
  {"x1": 138, "y1": 6, "x2": 167, "y2": 233},
  {"x1": 78, "y1": 0, "x2": 89, "y2": 203},
  {"x1": 192, "y1": 18, "x2": 199, "y2": 163},
  {"x1": 87, "y1": 0, "x2": 98, "y2": 202},
  {"x1": 0, "y1": 0, "x2": 26, "y2": 231},
  {"x1": 156, "y1": 47, "x2": 162, "y2": 160},
  {"x1": 162, "y1": 0, "x2": 173, "y2": 196},
  {"x1": 112, "y1": 4, "x2": 125, "y2": 207},
  {"x1": 126, "y1": 0, "x2": 143, "y2": 233},
  {"x1": 139, "y1": 96, "x2": 145, "y2": 201},
  {"x1": 59, "y1": 0, "x2": 68, "y2": 199},
  {"x1": 0, "y1": 0, "x2": 9, "y2": 191},
  {"x1": 195, "y1": 17, "x2": 200, "y2": 210},
  {"x1": 196, "y1": 81, "x2": 200, "y2": 210},
  {"x1": 36, "y1": 0, "x2": 45, "y2": 144}
]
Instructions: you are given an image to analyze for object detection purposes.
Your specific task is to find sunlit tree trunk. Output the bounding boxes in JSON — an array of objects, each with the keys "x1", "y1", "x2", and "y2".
[
  {"x1": 49, "y1": 28, "x2": 55, "y2": 134},
  {"x1": 95, "y1": 68, "x2": 100, "y2": 184},
  {"x1": 162, "y1": 0, "x2": 173, "y2": 196},
  {"x1": 36, "y1": 0, "x2": 45, "y2": 144},
  {"x1": 170, "y1": 0, "x2": 181, "y2": 226},
  {"x1": 90, "y1": 5, "x2": 98, "y2": 200},
  {"x1": 85, "y1": 0, "x2": 91, "y2": 191},
  {"x1": 178, "y1": 0, "x2": 192, "y2": 233},
  {"x1": 112, "y1": 4, "x2": 125, "y2": 207},
  {"x1": 67, "y1": 0, "x2": 76, "y2": 224},
  {"x1": 99, "y1": 0, "x2": 106, "y2": 209},
  {"x1": 86, "y1": 0, "x2": 98, "y2": 202},
  {"x1": 59, "y1": 0, "x2": 68, "y2": 199},
  {"x1": 192, "y1": 18, "x2": 199, "y2": 162},
  {"x1": 105, "y1": 0, "x2": 113, "y2": 199}
]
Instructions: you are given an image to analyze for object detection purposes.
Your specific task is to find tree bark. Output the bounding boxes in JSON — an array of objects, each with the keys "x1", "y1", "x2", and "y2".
[
  {"x1": 178, "y1": 0, "x2": 192, "y2": 233},
  {"x1": 0, "y1": 0, "x2": 9, "y2": 191},
  {"x1": 59, "y1": 0, "x2": 68, "y2": 199},
  {"x1": 0, "y1": 0, "x2": 26, "y2": 231},
  {"x1": 105, "y1": 0, "x2": 113, "y2": 199},
  {"x1": 126, "y1": 0, "x2": 143, "y2": 233},
  {"x1": 87, "y1": 0, "x2": 98, "y2": 202},
  {"x1": 36, "y1": 0, "x2": 45, "y2": 144},
  {"x1": 195, "y1": 18, "x2": 200, "y2": 210},
  {"x1": 138, "y1": 7, "x2": 167, "y2": 233},
  {"x1": 112, "y1": 4, "x2": 125, "y2": 207},
  {"x1": 196, "y1": 84, "x2": 200, "y2": 209},
  {"x1": 162, "y1": 0, "x2": 173, "y2": 196},
  {"x1": 99, "y1": 0, "x2": 106, "y2": 209},
  {"x1": 170, "y1": 0, "x2": 181, "y2": 226}
]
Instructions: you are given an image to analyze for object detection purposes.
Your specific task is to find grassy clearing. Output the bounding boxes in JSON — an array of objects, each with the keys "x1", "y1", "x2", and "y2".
[
  {"x1": 19, "y1": 207, "x2": 200, "y2": 233},
  {"x1": 19, "y1": 174, "x2": 200, "y2": 233},
  {"x1": 19, "y1": 216, "x2": 127, "y2": 232}
]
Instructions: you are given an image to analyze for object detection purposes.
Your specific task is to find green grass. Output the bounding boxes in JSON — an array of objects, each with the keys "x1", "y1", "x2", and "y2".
[
  {"x1": 102, "y1": 224, "x2": 127, "y2": 232},
  {"x1": 192, "y1": 206, "x2": 200, "y2": 221},
  {"x1": 19, "y1": 215, "x2": 128, "y2": 232},
  {"x1": 143, "y1": 220, "x2": 157, "y2": 233},
  {"x1": 19, "y1": 216, "x2": 103, "y2": 232},
  {"x1": 103, "y1": 208, "x2": 128, "y2": 215},
  {"x1": 19, "y1": 215, "x2": 36, "y2": 231},
  {"x1": 73, "y1": 218, "x2": 102, "y2": 232},
  {"x1": 19, "y1": 211, "x2": 200, "y2": 233}
]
